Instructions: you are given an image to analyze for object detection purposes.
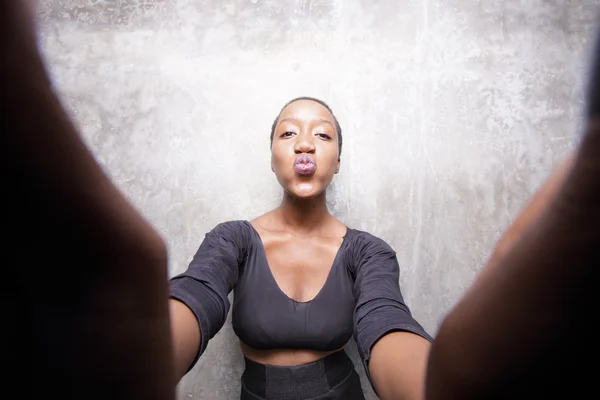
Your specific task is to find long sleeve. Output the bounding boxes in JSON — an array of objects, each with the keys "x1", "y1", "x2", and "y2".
[
  {"x1": 169, "y1": 221, "x2": 249, "y2": 369},
  {"x1": 352, "y1": 233, "x2": 433, "y2": 374}
]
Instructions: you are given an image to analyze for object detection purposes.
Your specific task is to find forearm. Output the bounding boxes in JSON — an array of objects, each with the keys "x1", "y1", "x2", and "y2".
[
  {"x1": 4, "y1": 4, "x2": 174, "y2": 398},
  {"x1": 471, "y1": 152, "x2": 575, "y2": 289},
  {"x1": 370, "y1": 332, "x2": 431, "y2": 400},
  {"x1": 426, "y1": 122, "x2": 600, "y2": 399},
  {"x1": 426, "y1": 35, "x2": 600, "y2": 398},
  {"x1": 1, "y1": 3, "x2": 164, "y2": 257},
  {"x1": 170, "y1": 299, "x2": 202, "y2": 382}
]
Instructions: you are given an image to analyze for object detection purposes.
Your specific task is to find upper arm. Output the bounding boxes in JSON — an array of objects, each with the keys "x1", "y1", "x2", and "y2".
[
  {"x1": 168, "y1": 221, "x2": 248, "y2": 375},
  {"x1": 352, "y1": 235, "x2": 432, "y2": 399}
]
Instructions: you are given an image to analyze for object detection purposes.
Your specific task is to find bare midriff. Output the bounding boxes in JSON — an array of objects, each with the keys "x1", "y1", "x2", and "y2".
[{"x1": 240, "y1": 341, "x2": 348, "y2": 366}]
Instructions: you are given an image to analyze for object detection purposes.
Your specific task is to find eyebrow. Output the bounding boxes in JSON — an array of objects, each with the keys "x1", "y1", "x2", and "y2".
[{"x1": 278, "y1": 117, "x2": 335, "y2": 128}]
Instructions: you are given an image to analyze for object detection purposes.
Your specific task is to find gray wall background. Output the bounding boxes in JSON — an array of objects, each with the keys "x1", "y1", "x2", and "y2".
[{"x1": 36, "y1": 1, "x2": 599, "y2": 399}]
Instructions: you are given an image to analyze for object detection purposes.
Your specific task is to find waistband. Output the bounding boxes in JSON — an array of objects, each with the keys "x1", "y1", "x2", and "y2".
[{"x1": 241, "y1": 350, "x2": 354, "y2": 399}]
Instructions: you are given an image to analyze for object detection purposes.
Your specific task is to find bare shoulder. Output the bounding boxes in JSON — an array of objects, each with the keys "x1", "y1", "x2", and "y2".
[
  {"x1": 328, "y1": 216, "x2": 348, "y2": 238},
  {"x1": 249, "y1": 210, "x2": 279, "y2": 233}
]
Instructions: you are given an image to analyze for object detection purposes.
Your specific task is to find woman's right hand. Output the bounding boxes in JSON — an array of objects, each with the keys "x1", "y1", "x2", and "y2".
[
  {"x1": 3, "y1": 3, "x2": 175, "y2": 399},
  {"x1": 0, "y1": 1, "x2": 37, "y2": 48}
]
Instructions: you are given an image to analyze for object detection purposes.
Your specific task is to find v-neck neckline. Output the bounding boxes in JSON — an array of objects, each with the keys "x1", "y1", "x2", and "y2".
[{"x1": 247, "y1": 222, "x2": 349, "y2": 304}]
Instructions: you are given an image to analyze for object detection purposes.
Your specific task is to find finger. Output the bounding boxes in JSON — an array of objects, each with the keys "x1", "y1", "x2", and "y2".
[
  {"x1": 587, "y1": 27, "x2": 600, "y2": 119},
  {"x1": 0, "y1": 1, "x2": 37, "y2": 45}
]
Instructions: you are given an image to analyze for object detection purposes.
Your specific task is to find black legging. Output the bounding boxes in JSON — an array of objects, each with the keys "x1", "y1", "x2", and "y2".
[{"x1": 240, "y1": 351, "x2": 366, "y2": 400}]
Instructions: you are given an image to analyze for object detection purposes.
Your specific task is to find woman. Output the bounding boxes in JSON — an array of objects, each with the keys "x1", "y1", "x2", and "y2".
[
  {"x1": 4, "y1": 2, "x2": 599, "y2": 399},
  {"x1": 168, "y1": 97, "x2": 433, "y2": 399}
]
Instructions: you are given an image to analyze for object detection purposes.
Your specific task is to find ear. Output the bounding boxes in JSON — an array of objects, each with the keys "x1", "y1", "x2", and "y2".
[{"x1": 335, "y1": 158, "x2": 340, "y2": 174}]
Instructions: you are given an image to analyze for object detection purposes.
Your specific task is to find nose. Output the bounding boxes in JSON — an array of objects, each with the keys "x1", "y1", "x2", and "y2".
[{"x1": 294, "y1": 133, "x2": 316, "y2": 154}]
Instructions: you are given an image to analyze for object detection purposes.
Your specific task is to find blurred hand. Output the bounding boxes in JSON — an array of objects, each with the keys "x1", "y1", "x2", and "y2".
[
  {"x1": 426, "y1": 29, "x2": 600, "y2": 400},
  {"x1": 2, "y1": 2, "x2": 175, "y2": 399}
]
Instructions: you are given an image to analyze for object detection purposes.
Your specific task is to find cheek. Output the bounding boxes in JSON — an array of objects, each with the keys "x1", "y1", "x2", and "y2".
[
  {"x1": 271, "y1": 152, "x2": 284, "y2": 169},
  {"x1": 271, "y1": 149, "x2": 291, "y2": 176},
  {"x1": 320, "y1": 153, "x2": 340, "y2": 173}
]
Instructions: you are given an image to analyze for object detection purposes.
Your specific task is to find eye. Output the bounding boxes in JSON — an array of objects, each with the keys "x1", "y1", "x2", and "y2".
[
  {"x1": 316, "y1": 133, "x2": 332, "y2": 140},
  {"x1": 280, "y1": 131, "x2": 295, "y2": 138}
]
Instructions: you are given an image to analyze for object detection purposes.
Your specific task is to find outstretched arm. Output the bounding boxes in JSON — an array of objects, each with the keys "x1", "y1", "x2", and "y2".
[
  {"x1": 426, "y1": 31, "x2": 600, "y2": 399},
  {"x1": 352, "y1": 236, "x2": 433, "y2": 400},
  {"x1": 3, "y1": 3, "x2": 174, "y2": 398}
]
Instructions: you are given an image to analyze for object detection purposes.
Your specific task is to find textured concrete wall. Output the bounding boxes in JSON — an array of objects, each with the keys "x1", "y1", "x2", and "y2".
[{"x1": 36, "y1": 1, "x2": 599, "y2": 399}]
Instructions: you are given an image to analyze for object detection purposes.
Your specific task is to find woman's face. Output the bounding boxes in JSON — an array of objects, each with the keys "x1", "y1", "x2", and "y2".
[{"x1": 271, "y1": 100, "x2": 341, "y2": 199}]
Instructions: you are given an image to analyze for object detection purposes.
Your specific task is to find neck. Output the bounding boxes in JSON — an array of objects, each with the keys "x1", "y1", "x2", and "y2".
[{"x1": 277, "y1": 191, "x2": 331, "y2": 235}]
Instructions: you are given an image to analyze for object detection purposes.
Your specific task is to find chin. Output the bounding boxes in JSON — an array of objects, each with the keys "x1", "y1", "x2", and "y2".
[{"x1": 287, "y1": 182, "x2": 323, "y2": 199}]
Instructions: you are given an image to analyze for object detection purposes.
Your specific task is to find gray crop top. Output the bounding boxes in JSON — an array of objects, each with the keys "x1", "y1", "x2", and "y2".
[{"x1": 169, "y1": 220, "x2": 432, "y2": 373}]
